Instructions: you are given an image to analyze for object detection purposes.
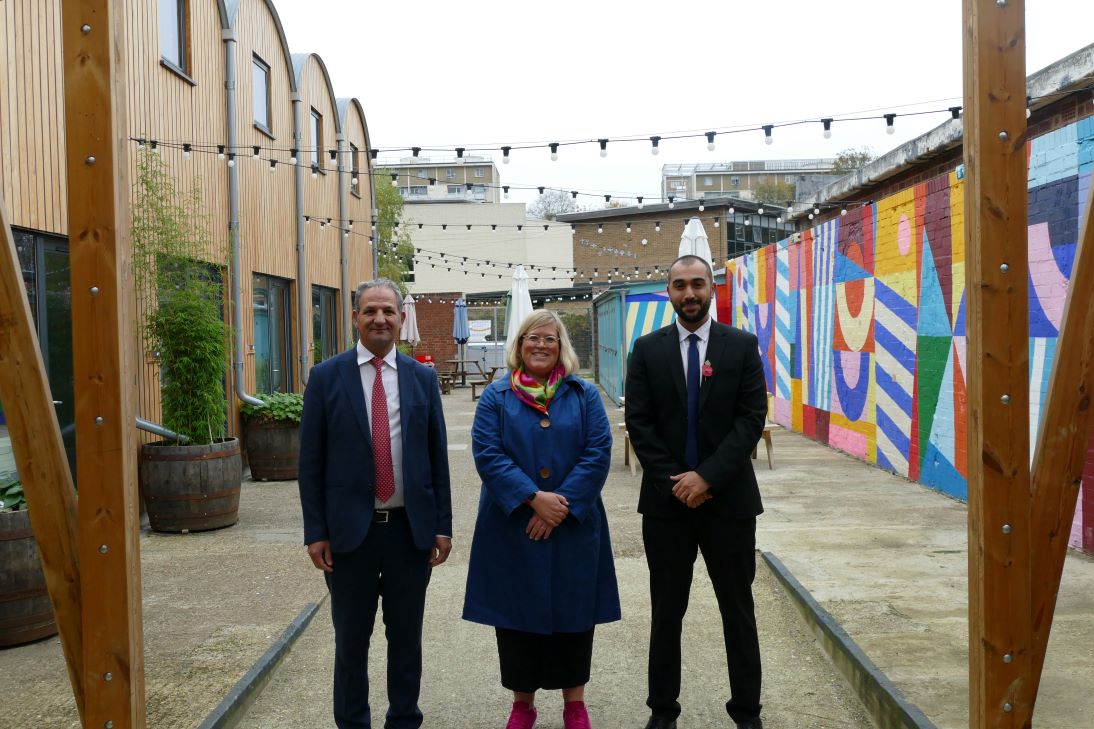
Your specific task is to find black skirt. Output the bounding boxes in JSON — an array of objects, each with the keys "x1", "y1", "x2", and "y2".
[{"x1": 495, "y1": 627, "x2": 595, "y2": 692}]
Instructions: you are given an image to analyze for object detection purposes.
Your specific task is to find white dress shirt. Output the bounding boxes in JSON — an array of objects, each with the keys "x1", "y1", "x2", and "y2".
[
  {"x1": 676, "y1": 316, "x2": 712, "y2": 390},
  {"x1": 357, "y1": 342, "x2": 404, "y2": 509}
]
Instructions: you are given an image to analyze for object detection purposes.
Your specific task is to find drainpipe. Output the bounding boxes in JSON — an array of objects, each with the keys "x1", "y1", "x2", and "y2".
[
  {"x1": 224, "y1": 27, "x2": 265, "y2": 407},
  {"x1": 337, "y1": 133, "x2": 351, "y2": 347},
  {"x1": 368, "y1": 150, "x2": 379, "y2": 278},
  {"x1": 292, "y1": 92, "x2": 309, "y2": 385},
  {"x1": 136, "y1": 417, "x2": 189, "y2": 444}
]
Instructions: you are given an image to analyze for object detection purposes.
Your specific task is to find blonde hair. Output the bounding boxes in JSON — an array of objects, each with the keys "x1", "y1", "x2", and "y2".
[{"x1": 506, "y1": 309, "x2": 580, "y2": 375}]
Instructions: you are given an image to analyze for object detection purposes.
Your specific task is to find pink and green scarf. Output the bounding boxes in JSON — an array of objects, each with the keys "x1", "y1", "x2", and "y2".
[{"x1": 509, "y1": 365, "x2": 565, "y2": 414}]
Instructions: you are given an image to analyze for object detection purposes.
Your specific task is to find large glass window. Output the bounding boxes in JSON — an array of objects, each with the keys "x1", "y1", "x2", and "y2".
[
  {"x1": 312, "y1": 286, "x2": 338, "y2": 364},
  {"x1": 253, "y1": 274, "x2": 294, "y2": 393},
  {"x1": 159, "y1": 0, "x2": 187, "y2": 72},
  {"x1": 252, "y1": 55, "x2": 271, "y2": 132},
  {"x1": 350, "y1": 143, "x2": 361, "y2": 197},
  {"x1": 310, "y1": 109, "x2": 323, "y2": 169}
]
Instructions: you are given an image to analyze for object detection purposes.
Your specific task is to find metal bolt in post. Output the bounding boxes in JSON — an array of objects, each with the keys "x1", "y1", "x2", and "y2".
[
  {"x1": 1003, "y1": 653, "x2": 1013, "y2": 664},
  {"x1": 1002, "y1": 524, "x2": 1013, "y2": 534},
  {"x1": 998, "y1": 131, "x2": 1009, "y2": 141},
  {"x1": 95, "y1": 416, "x2": 104, "y2": 425},
  {"x1": 1000, "y1": 394, "x2": 1011, "y2": 405},
  {"x1": 104, "y1": 672, "x2": 113, "y2": 681},
  {"x1": 1000, "y1": 263, "x2": 1009, "y2": 273},
  {"x1": 1003, "y1": 702, "x2": 1013, "y2": 713},
  {"x1": 98, "y1": 544, "x2": 108, "y2": 554},
  {"x1": 85, "y1": 156, "x2": 96, "y2": 166},
  {"x1": 90, "y1": 286, "x2": 100, "y2": 296},
  {"x1": 81, "y1": 24, "x2": 91, "y2": 34}
]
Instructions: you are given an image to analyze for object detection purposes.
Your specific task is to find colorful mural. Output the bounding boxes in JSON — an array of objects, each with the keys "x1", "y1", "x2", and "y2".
[{"x1": 731, "y1": 115, "x2": 1094, "y2": 554}]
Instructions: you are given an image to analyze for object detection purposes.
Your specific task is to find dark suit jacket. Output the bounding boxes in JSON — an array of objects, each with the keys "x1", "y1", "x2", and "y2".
[
  {"x1": 625, "y1": 321, "x2": 768, "y2": 519},
  {"x1": 298, "y1": 349, "x2": 452, "y2": 553}
]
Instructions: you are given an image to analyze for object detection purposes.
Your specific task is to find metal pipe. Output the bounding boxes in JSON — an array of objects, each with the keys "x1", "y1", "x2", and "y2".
[
  {"x1": 293, "y1": 92, "x2": 309, "y2": 385},
  {"x1": 224, "y1": 28, "x2": 265, "y2": 408},
  {"x1": 136, "y1": 417, "x2": 189, "y2": 444},
  {"x1": 369, "y1": 149, "x2": 379, "y2": 278},
  {"x1": 337, "y1": 133, "x2": 350, "y2": 347}
]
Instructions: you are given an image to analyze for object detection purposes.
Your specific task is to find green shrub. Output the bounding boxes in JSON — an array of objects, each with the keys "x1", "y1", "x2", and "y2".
[
  {"x1": 240, "y1": 391, "x2": 303, "y2": 424},
  {"x1": 0, "y1": 479, "x2": 25, "y2": 512}
]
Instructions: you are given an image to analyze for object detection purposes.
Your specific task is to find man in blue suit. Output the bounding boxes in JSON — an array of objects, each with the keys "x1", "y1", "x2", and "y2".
[{"x1": 299, "y1": 278, "x2": 452, "y2": 729}]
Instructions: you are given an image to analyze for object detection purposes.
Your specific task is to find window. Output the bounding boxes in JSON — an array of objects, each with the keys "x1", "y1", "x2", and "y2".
[
  {"x1": 159, "y1": 0, "x2": 188, "y2": 72},
  {"x1": 408, "y1": 186, "x2": 427, "y2": 196},
  {"x1": 349, "y1": 143, "x2": 361, "y2": 197},
  {"x1": 447, "y1": 185, "x2": 462, "y2": 196},
  {"x1": 474, "y1": 167, "x2": 485, "y2": 178},
  {"x1": 310, "y1": 109, "x2": 323, "y2": 169},
  {"x1": 446, "y1": 169, "x2": 457, "y2": 180},
  {"x1": 472, "y1": 185, "x2": 486, "y2": 200},
  {"x1": 731, "y1": 176, "x2": 741, "y2": 186},
  {"x1": 252, "y1": 55, "x2": 271, "y2": 132},
  {"x1": 253, "y1": 274, "x2": 294, "y2": 393},
  {"x1": 703, "y1": 176, "x2": 713, "y2": 186},
  {"x1": 417, "y1": 168, "x2": 427, "y2": 178},
  {"x1": 312, "y1": 285, "x2": 338, "y2": 364}
]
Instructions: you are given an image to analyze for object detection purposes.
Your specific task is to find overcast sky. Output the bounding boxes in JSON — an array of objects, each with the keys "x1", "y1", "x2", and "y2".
[{"x1": 275, "y1": 0, "x2": 1093, "y2": 207}]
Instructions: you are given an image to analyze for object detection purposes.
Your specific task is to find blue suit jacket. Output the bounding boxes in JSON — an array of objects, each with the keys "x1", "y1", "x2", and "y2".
[{"x1": 298, "y1": 348, "x2": 452, "y2": 553}]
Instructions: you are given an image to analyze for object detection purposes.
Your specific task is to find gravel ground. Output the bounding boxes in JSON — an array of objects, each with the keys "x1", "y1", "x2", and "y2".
[{"x1": 1, "y1": 387, "x2": 873, "y2": 729}]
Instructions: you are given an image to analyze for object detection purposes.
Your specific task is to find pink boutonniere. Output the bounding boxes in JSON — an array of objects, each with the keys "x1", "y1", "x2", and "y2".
[{"x1": 702, "y1": 360, "x2": 713, "y2": 377}]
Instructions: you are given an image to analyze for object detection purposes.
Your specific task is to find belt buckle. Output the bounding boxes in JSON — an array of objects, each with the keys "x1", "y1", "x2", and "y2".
[{"x1": 375, "y1": 509, "x2": 390, "y2": 523}]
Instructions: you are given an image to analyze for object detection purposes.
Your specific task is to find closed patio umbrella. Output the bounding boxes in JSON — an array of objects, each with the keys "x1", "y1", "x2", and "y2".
[
  {"x1": 400, "y1": 293, "x2": 420, "y2": 346},
  {"x1": 679, "y1": 217, "x2": 717, "y2": 321},
  {"x1": 505, "y1": 265, "x2": 534, "y2": 344}
]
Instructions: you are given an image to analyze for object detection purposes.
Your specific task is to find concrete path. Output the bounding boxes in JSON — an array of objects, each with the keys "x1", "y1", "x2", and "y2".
[{"x1": 5, "y1": 386, "x2": 1093, "y2": 728}]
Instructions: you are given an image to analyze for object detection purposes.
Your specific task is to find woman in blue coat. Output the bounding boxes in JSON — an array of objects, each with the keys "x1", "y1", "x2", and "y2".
[{"x1": 464, "y1": 309, "x2": 621, "y2": 729}]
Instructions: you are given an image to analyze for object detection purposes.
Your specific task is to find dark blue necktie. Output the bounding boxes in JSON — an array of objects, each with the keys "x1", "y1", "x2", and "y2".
[{"x1": 685, "y1": 333, "x2": 700, "y2": 469}]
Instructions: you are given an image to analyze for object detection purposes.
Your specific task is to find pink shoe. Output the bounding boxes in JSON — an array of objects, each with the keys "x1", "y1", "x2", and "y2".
[
  {"x1": 563, "y1": 700, "x2": 591, "y2": 729},
  {"x1": 506, "y1": 701, "x2": 537, "y2": 729}
]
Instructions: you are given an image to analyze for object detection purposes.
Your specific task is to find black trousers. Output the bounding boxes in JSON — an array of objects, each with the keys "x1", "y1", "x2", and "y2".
[
  {"x1": 642, "y1": 513, "x2": 761, "y2": 724},
  {"x1": 326, "y1": 511, "x2": 432, "y2": 729},
  {"x1": 495, "y1": 627, "x2": 595, "y2": 692}
]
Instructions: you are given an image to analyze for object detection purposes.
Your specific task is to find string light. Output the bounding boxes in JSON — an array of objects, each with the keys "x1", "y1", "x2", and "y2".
[
  {"x1": 655, "y1": 221, "x2": 661, "y2": 232},
  {"x1": 822, "y1": 118, "x2": 833, "y2": 139},
  {"x1": 390, "y1": 173, "x2": 398, "y2": 186},
  {"x1": 252, "y1": 145, "x2": 261, "y2": 160},
  {"x1": 668, "y1": 196, "x2": 675, "y2": 209},
  {"x1": 501, "y1": 146, "x2": 511, "y2": 164},
  {"x1": 637, "y1": 196, "x2": 644, "y2": 209},
  {"x1": 455, "y1": 147, "x2": 465, "y2": 163},
  {"x1": 762, "y1": 125, "x2": 773, "y2": 145},
  {"x1": 227, "y1": 152, "x2": 236, "y2": 167},
  {"x1": 549, "y1": 142, "x2": 559, "y2": 161},
  {"x1": 268, "y1": 159, "x2": 276, "y2": 173},
  {"x1": 705, "y1": 131, "x2": 716, "y2": 151},
  {"x1": 650, "y1": 136, "x2": 661, "y2": 155},
  {"x1": 182, "y1": 143, "x2": 191, "y2": 160},
  {"x1": 411, "y1": 146, "x2": 421, "y2": 157},
  {"x1": 713, "y1": 217, "x2": 720, "y2": 228},
  {"x1": 885, "y1": 113, "x2": 896, "y2": 134},
  {"x1": 503, "y1": 185, "x2": 510, "y2": 199},
  {"x1": 598, "y1": 139, "x2": 609, "y2": 157},
  {"x1": 289, "y1": 148, "x2": 298, "y2": 164},
  {"x1": 698, "y1": 202, "x2": 705, "y2": 212}
]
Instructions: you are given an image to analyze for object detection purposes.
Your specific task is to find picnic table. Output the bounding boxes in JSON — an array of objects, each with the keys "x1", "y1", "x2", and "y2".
[{"x1": 445, "y1": 358, "x2": 485, "y2": 387}]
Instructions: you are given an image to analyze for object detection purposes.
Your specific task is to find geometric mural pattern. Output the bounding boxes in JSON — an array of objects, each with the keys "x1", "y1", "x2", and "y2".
[{"x1": 730, "y1": 115, "x2": 1094, "y2": 554}]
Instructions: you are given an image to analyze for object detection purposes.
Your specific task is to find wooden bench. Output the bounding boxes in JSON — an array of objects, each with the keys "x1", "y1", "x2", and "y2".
[
  {"x1": 617, "y1": 422, "x2": 637, "y2": 476},
  {"x1": 470, "y1": 379, "x2": 491, "y2": 401},
  {"x1": 751, "y1": 392, "x2": 777, "y2": 470},
  {"x1": 437, "y1": 373, "x2": 454, "y2": 395}
]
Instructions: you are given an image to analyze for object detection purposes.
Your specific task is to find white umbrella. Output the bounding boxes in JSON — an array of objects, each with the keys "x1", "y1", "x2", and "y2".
[
  {"x1": 400, "y1": 293, "x2": 420, "y2": 346},
  {"x1": 505, "y1": 265, "x2": 535, "y2": 344},
  {"x1": 678, "y1": 217, "x2": 718, "y2": 321}
]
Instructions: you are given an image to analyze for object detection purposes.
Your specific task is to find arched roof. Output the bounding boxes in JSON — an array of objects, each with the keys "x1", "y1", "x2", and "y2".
[
  {"x1": 226, "y1": 0, "x2": 297, "y2": 92},
  {"x1": 292, "y1": 53, "x2": 341, "y2": 133}
]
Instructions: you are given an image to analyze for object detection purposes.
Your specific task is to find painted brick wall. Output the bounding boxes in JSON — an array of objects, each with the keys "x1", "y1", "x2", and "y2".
[
  {"x1": 408, "y1": 292, "x2": 463, "y2": 368},
  {"x1": 731, "y1": 112, "x2": 1094, "y2": 555}
]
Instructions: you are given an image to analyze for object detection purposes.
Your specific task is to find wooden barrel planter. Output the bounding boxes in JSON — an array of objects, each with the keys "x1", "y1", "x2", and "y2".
[
  {"x1": 246, "y1": 420, "x2": 300, "y2": 481},
  {"x1": 0, "y1": 510, "x2": 58, "y2": 647},
  {"x1": 139, "y1": 438, "x2": 242, "y2": 532}
]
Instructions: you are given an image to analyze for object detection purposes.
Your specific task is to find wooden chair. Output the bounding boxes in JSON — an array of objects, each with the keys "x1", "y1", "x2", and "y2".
[
  {"x1": 437, "y1": 373, "x2": 454, "y2": 395},
  {"x1": 470, "y1": 379, "x2": 490, "y2": 401},
  {"x1": 752, "y1": 392, "x2": 777, "y2": 470},
  {"x1": 617, "y1": 397, "x2": 638, "y2": 476}
]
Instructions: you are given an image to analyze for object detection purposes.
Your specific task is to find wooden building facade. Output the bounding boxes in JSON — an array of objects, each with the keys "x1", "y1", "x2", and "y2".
[{"x1": 0, "y1": 0, "x2": 375, "y2": 445}]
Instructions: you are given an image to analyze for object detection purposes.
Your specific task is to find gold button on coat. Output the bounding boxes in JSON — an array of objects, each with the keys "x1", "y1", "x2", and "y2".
[
  {"x1": 540, "y1": 418, "x2": 551, "y2": 428},
  {"x1": 539, "y1": 468, "x2": 550, "y2": 479}
]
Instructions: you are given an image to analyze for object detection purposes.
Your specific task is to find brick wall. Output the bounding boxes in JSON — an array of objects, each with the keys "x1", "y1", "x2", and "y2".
[{"x1": 408, "y1": 291, "x2": 462, "y2": 367}]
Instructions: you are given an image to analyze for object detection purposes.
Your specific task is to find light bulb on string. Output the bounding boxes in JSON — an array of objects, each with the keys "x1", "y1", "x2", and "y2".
[
  {"x1": 538, "y1": 186, "x2": 545, "y2": 195},
  {"x1": 597, "y1": 224, "x2": 603, "y2": 234},
  {"x1": 840, "y1": 208, "x2": 848, "y2": 216},
  {"x1": 699, "y1": 202, "x2": 705, "y2": 212},
  {"x1": 668, "y1": 196, "x2": 675, "y2": 209},
  {"x1": 253, "y1": 145, "x2": 261, "y2": 160},
  {"x1": 706, "y1": 131, "x2": 716, "y2": 151},
  {"x1": 821, "y1": 118, "x2": 833, "y2": 139},
  {"x1": 885, "y1": 113, "x2": 896, "y2": 135},
  {"x1": 217, "y1": 144, "x2": 225, "y2": 160},
  {"x1": 655, "y1": 221, "x2": 661, "y2": 233},
  {"x1": 503, "y1": 185, "x2": 510, "y2": 199},
  {"x1": 227, "y1": 152, "x2": 236, "y2": 167},
  {"x1": 604, "y1": 194, "x2": 611, "y2": 205},
  {"x1": 637, "y1": 196, "x2": 644, "y2": 209},
  {"x1": 762, "y1": 125, "x2": 774, "y2": 145},
  {"x1": 650, "y1": 135, "x2": 661, "y2": 155},
  {"x1": 501, "y1": 146, "x2": 511, "y2": 164},
  {"x1": 757, "y1": 207, "x2": 764, "y2": 215},
  {"x1": 268, "y1": 159, "x2": 276, "y2": 173},
  {"x1": 813, "y1": 204, "x2": 820, "y2": 215},
  {"x1": 626, "y1": 223, "x2": 632, "y2": 234},
  {"x1": 182, "y1": 143, "x2": 192, "y2": 160},
  {"x1": 455, "y1": 147, "x2": 465, "y2": 164},
  {"x1": 641, "y1": 238, "x2": 648, "y2": 245},
  {"x1": 598, "y1": 138, "x2": 608, "y2": 157},
  {"x1": 713, "y1": 217, "x2": 720, "y2": 228},
  {"x1": 549, "y1": 142, "x2": 559, "y2": 161},
  {"x1": 390, "y1": 173, "x2": 398, "y2": 187},
  {"x1": 289, "y1": 148, "x2": 298, "y2": 165}
]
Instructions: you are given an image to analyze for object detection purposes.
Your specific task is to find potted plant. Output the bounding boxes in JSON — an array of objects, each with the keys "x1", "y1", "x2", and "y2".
[
  {"x1": 240, "y1": 391, "x2": 303, "y2": 481},
  {"x1": 132, "y1": 146, "x2": 241, "y2": 533},
  {"x1": 0, "y1": 479, "x2": 58, "y2": 647}
]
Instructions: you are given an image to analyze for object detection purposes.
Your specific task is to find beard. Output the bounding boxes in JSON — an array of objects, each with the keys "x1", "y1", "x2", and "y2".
[{"x1": 673, "y1": 296, "x2": 711, "y2": 324}]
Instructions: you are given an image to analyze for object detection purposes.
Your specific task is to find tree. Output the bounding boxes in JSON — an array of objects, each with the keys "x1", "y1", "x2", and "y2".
[
  {"x1": 375, "y1": 170, "x2": 414, "y2": 292},
  {"x1": 831, "y1": 146, "x2": 875, "y2": 175},
  {"x1": 528, "y1": 189, "x2": 578, "y2": 220},
  {"x1": 753, "y1": 180, "x2": 796, "y2": 206}
]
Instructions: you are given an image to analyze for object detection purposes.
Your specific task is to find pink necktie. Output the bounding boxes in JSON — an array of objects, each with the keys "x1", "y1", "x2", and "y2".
[{"x1": 370, "y1": 357, "x2": 395, "y2": 503}]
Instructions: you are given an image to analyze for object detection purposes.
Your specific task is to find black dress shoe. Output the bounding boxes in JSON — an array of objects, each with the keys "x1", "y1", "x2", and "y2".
[
  {"x1": 642, "y1": 717, "x2": 677, "y2": 729},
  {"x1": 735, "y1": 719, "x2": 763, "y2": 729}
]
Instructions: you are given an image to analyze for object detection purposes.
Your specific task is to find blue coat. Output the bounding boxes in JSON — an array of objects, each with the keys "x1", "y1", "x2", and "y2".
[
  {"x1": 298, "y1": 349, "x2": 452, "y2": 553},
  {"x1": 463, "y1": 375, "x2": 621, "y2": 634}
]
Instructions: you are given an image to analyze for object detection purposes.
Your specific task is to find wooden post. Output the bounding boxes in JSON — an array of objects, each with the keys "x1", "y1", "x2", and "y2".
[
  {"x1": 962, "y1": 0, "x2": 1032, "y2": 726},
  {"x1": 1027, "y1": 162, "x2": 1094, "y2": 707},
  {"x1": 0, "y1": 205, "x2": 85, "y2": 719},
  {"x1": 60, "y1": 1, "x2": 146, "y2": 727}
]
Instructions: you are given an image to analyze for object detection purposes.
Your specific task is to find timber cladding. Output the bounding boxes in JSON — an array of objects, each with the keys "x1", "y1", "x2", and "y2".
[{"x1": 1, "y1": 0, "x2": 374, "y2": 436}]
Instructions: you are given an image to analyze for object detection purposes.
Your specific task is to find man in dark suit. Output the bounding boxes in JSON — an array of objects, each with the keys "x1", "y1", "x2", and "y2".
[
  {"x1": 299, "y1": 278, "x2": 452, "y2": 729},
  {"x1": 625, "y1": 255, "x2": 768, "y2": 729}
]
